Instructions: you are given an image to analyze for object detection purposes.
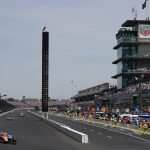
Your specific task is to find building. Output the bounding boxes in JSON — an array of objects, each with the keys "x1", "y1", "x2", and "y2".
[
  {"x1": 71, "y1": 83, "x2": 111, "y2": 112},
  {"x1": 112, "y1": 20, "x2": 150, "y2": 89}
]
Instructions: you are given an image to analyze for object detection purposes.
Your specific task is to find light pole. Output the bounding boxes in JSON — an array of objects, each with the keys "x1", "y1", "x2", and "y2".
[{"x1": 71, "y1": 80, "x2": 74, "y2": 97}]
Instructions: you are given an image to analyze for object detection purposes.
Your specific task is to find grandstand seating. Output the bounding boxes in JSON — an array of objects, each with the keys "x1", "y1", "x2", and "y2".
[{"x1": 0, "y1": 100, "x2": 15, "y2": 113}]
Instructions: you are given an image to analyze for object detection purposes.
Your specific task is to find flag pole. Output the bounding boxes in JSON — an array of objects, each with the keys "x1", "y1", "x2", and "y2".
[
  {"x1": 146, "y1": 0, "x2": 149, "y2": 19},
  {"x1": 132, "y1": 0, "x2": 137, "y2": 20}
]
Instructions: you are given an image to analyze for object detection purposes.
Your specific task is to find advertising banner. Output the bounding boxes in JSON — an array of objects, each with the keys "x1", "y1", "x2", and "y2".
[{"x1": 139, "y1": 25, "x2": 150, "y2": 39}]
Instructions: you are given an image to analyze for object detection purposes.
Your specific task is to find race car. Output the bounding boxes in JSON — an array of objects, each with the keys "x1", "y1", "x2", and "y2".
[
  {"x1": 6, "y1": 117, "x2": 14, "y2": 121},
  {"x1": 0, "y1": 132, "x2": 17, "y2": 144},
  {"x1": 20, "y1": 112, "x2": 24, "y2": 117}
]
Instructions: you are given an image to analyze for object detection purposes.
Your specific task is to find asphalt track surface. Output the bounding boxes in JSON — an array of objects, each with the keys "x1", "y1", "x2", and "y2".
[
  {"x1": 0, "y1": 110, "x2": 150, "y2": 150},
  {"x1": 49, "y1": 115, "x2": 150, "y2": 150},
  {"x1": 0, "y1": 110, "x2": 95, "y2": 150}
]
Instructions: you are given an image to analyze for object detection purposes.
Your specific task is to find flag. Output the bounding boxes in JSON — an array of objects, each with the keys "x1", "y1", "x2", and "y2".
[
  {"x1": 142, "y1": 0, "x2": 148, "y2": 9},
  {"x1": 132, "y1": 6, "x2": 135, "y2": 13},
  {"x1": 42, "y1": 26, "x2": 46, "y2": 32},
  {"x1": 132, "y1": 5, "x2": 137, "y2": 20}
]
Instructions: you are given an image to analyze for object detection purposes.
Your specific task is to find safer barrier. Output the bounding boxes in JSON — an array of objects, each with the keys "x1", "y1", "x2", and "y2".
[{"x1": 28, "y1": 111, "x2": 88, "y2": 143}]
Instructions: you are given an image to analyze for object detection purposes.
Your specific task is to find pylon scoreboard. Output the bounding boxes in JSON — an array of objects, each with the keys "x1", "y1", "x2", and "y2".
[{"x1": 42, "y1": 31, "x2": 49, "y2": 112}]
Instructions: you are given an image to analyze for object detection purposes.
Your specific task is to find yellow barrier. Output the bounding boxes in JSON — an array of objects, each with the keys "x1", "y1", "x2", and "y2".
[
  {"x1": 112, "y1": 119, "x2": 117, "y2": 128},
  {"x1": 137, "y1": 122, "x2": 142, "y2": 135},
  {"x1": 143, "y1": 123, "x2": 148, "y2": 135},
  {"x1": 79, "y1": 115, "x2": 83, "y2": 121},
  {"x1": 138, "y1": 127, "x2": 142, "y2": 135},
  {"x1": 98, "y1": 117, "x2": 103, "y2": 125}
]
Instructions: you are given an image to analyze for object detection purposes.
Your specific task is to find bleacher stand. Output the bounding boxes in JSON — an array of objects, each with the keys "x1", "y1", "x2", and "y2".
[
  {"x1": 0, "y1": 100, "x2": 15, "y2": 113},
  {"x1": 7, "y1": 101, "x2": 32, "y2": 109}
]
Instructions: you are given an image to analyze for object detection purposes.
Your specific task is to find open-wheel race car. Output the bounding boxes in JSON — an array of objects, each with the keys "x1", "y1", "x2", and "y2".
[
  {"x1": 0, "y1": 132, "x2": 17, "y2": 145},
  {"x1": 6, "y1": 117, "x2": 15, "y2": 121}
]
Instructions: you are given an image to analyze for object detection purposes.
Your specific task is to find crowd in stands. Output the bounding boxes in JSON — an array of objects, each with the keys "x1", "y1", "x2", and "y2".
[
  {"x1": 104, "y1": 81, "x2": 150, "y2": 98},
  {"x1": 21, "y1": 98, "x2": 74, "y2": 108},
  {"x1": 74, "y1": 83, "x2": 109, "y2": 98},
  {"x1": 21, "y1": 99, "x2": 41, "y2": 107},
  {"x1": 7, "y1": 101, "x2": 31, "y2": 108},
  {"x1": 48, "y1": 99, "x2": 74, "y2": 107},
  {"x1": 0, "y1": 100, "x2": 15, "y2": 113}
]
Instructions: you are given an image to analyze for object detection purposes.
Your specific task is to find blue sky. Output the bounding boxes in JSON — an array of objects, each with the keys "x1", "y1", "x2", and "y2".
[{"x1": 0, "y1": 0, "x2": 148, "y2": 99}]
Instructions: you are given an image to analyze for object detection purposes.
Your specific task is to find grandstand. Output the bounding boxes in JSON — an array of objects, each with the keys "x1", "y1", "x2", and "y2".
[
  {"x1": 71, "y1": 20, "x2": 150, "y2": 114},
  {"x1": 71, "y1": 83, "x2": 113, "y2": 112},
  {"x1": 20, "y1": 98, "x2": 74, "y2": 111},
  {"x1": 7, "y1": 101, "x2": 32, "y2": 108},
  {"x1": 21, "y1": 98, "x2": 41, "y2": 108},
  {"x1": 0, "y1": 100, "x2": 15, "y2": 113}
]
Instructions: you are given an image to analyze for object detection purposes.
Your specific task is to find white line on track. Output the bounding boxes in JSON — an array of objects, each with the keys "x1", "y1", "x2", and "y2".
[
  {"x1": 90, "y1": 129, "x2": 94, "y2": 132},
  {"x1": 55, "y1": 116, "x2": 150, "y2": 143},
  {"x1": 84, "y1": 127, "x2": 87, "y2": 129},
  {"x1": 107, "y1": 136, "x2": 112, "y2": 139},
  {"x1": 76, "y1": 121, "x2": 150, "y2": 143},
  {"x1": 97, "y1": 132, "x2": 102, "y2": 135}
]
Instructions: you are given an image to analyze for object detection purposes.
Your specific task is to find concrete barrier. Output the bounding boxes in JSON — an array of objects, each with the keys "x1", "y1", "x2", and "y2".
[{"x1": 28, "y1": 111, "x2": 88, "y2": 143}]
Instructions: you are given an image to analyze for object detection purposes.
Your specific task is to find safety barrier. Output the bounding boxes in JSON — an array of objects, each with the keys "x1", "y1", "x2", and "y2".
[{"x1": 28, "y1": 111, "x2": 88, "y2": 143}]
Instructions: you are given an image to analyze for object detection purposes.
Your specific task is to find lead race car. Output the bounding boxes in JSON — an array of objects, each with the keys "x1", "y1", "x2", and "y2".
[{"x1": 0, "y1": 132, "x2": 17, "y2": 145}]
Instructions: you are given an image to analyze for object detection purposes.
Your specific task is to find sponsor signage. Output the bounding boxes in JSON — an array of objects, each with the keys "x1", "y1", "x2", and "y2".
[{"x1": 139, "y1": 25, "x2": 150, "y2": 39}]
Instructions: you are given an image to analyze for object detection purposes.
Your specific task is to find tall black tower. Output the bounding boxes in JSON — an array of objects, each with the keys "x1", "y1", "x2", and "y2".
[{"x1": 42, "y1": 27, "x2": 49, "y2": 112}]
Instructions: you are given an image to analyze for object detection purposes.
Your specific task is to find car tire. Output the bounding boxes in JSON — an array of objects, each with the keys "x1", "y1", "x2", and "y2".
[{"x1": 13, "y1": 140, "x2": 17, "y2": 145}]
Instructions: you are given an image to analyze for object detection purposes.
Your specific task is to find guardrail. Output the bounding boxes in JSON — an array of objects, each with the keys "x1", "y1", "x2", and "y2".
[{"x1": 28, "y1": 111, "x2": 88, "y2": 143}]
